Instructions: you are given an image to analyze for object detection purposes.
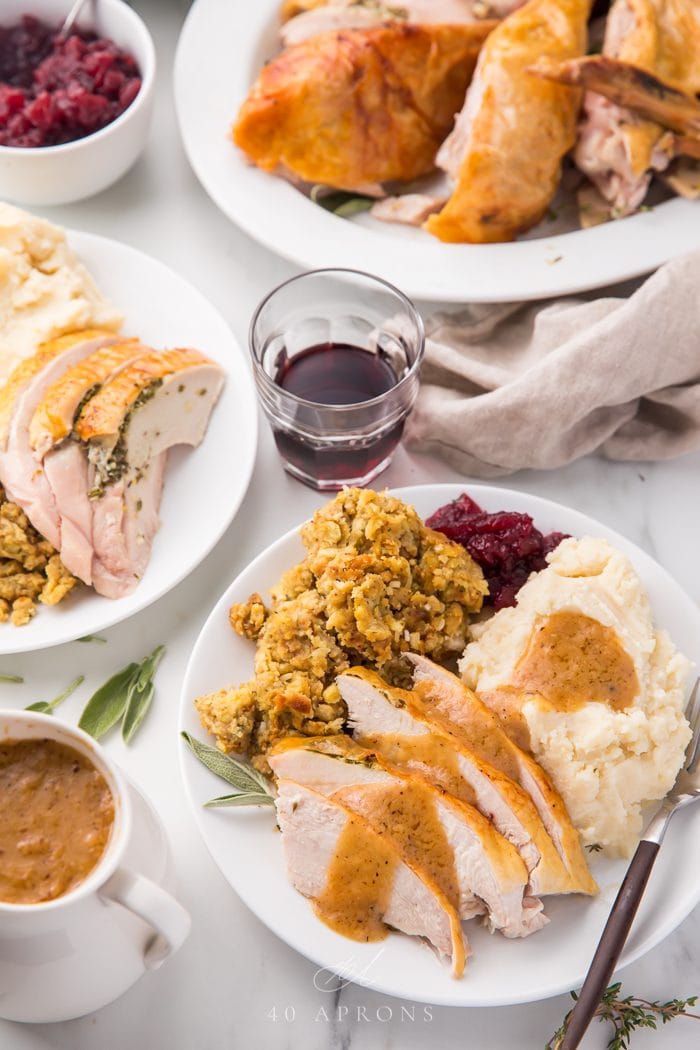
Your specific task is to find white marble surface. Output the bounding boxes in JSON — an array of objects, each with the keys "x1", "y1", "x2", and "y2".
[{"x1": 2, "y1": 2, "x2": 700, "y2": 1047}]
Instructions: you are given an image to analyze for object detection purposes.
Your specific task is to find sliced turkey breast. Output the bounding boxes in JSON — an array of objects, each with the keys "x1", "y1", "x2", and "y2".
[
  {"x1": 29, "y1": 338, "x2": 147, "y2": 460},
  {"x1": 0, "y1": 331, "x2": 122, "y2": 552},
  {"x1": 45, "y1": 443, "x2": 163, "y2": 592},
  {"x1": 281, "y1": 2, "x2": 394, "y2": 46},
  {"x1": 62, "y1": 347, "x2": 224, "y2": 598},
  {"x1": 0, "y1": 329, "x2": 118, "y2": 449},
  {"x1": 407, "y1": 655, "x2": 597, "y2": 895},
  {"x1": 338, "y1": 667, "x2": 581, "y2": 897},
  {"x1": 269, "y1": 735, "x2": 548, "y2": 937},
  {"x1": 280, "y1": 0, "x2": 523, "y2": 47},
  {"x1": 89, "y1": 453, "x2": 166, "y2": 599},
  {"x1": 275, "y1": 778, "x2": 468, "y2": 974},
  {"x1": 72, "y1": 347, "x2": 224, "y2": 491},
  {"x1": 42, "y1": 441, "x2": 94, "y2": 584},
  {"x1": 16, "y1": 337, "x2": 148, "y2": 583}
]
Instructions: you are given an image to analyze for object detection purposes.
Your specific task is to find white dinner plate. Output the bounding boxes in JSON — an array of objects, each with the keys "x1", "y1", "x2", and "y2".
[
  {"x1": 0, "y1": 230, "x2": 257, "y2": 655},
  {"x1": 174, "y1": 0, "x2": 700, "y2": 304},
  {"x1": 179, "y1": 484, "x2": 700, "y2": 1007}
]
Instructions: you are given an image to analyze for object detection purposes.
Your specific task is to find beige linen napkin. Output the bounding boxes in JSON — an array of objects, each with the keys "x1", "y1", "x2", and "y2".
[{"x1": 406, "y1": 250, "x2": 700, "y2": 477}]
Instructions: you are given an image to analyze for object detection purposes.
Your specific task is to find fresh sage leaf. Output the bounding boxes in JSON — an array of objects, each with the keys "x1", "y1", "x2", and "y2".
[
  {"x1": 181, "y1": 732, "x2": 275, "y2": 800},
  {"x1": 133, "y1": 644, "x2": 165, "y2": 694},
  {"x1": 25, "y1": 674, "x2": 85, "y2": 715},
  {"x1": 311, "y1": 186, "x2": 375, "y2": 218},
  {"x1": 333, "y1": 197, "x2": 375, "y2": 218},
  {"x1": 0, "y1": 673, "x2": 23, "y2": 683},
  {"x1": 120, "y1": 645, "x2": 164, "y2": 743},
  {"x1": 79, "y1": 663, "x2": 139, "y2": 739},
  {"x1": 78, "y1": 645, "x2": 164, "y2": 744},
  {"x1": 204, "y1": 792, "x2": 275, "y2": 808},
  {"x1": 122, "y1": 680, "x2": 155, "y2": 744}
]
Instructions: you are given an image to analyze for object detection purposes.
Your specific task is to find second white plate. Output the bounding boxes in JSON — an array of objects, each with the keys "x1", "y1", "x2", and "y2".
[
  {"x1": 0, "y1": 229, "x2": 258, "y2": 655},
  {"x1": 179, "y1": 484, "x2": 700, "y2": 1007},
  {"x1": 174, "y1": 0, "x2": 700, "y2": 303}
]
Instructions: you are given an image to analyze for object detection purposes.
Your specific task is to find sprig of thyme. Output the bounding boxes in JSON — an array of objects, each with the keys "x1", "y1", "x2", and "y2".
[{"x1": 547, "y1": 983, "x2": 700, "y2": 1049}]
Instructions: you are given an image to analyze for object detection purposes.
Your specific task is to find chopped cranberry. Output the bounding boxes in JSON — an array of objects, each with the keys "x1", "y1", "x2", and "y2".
[
  {"x1": 0, "y1": 15, "x2": 141, "y2": 148},
  {"x1": 26, "y1": 90, "x2": 55, "y2": 131},
  {"x1": 426, "y1": 494, "x2": 571, "y2": 609},
  {"x1": 0, "y1": 84, "x2": 26, "y2": 120},
  {"x1": 118, "y1": 78, "x2": 141, "y2": 110},
  {"x1": 76, "y1": 91, "x2": 108, "y2": 128}
]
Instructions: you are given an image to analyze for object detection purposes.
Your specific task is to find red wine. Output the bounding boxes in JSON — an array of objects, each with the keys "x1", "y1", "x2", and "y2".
[
  {"x1": 272, "y1": 341, "x2": 404, "y2": 488},
  {"x1": 274, "y1": 341, "x2": 398, "y2": 405}
]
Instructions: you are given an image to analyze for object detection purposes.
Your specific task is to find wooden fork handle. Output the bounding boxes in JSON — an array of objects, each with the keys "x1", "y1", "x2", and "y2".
[{"x1": 559, "y1": 840, "x2": 660, "y2": 1050}]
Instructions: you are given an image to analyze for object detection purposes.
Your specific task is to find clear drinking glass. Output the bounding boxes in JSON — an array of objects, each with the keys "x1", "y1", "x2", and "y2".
[{"x1": 249, "y1": 269, "x2": 424, "y2": 491}]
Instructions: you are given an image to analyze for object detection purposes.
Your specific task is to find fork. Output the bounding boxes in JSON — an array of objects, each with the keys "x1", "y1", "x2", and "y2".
[{"x1": 559, "y1": 678, "x2": 700, "y2": 1050}]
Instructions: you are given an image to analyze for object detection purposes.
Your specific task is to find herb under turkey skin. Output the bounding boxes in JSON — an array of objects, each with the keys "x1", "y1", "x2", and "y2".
[
  {"x1": 72, "y1": 383, "x2": 101, "y2": 424},
  {"x1": 86, "y1": 378, "x2": 162, "y2": 496}
]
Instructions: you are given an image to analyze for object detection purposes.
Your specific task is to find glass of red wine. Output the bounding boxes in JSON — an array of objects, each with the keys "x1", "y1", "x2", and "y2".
[{"x1": 249, "y1": 268, "x2": 424, "y2": 491}]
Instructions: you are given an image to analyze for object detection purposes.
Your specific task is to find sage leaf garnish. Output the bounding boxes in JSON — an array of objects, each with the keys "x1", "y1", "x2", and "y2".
[
  {"x1": 310, "y1": 185, "x2": 375, "y2": 218},
  {"x1": 181, "y1": 731, "x2": 275, "y2": 807},
  {"x1": 79, "y1": 645, "x2": 165, "y2": 743},
  {"x1": 26, "y1": 675, "x2": 84, "y2": 714},
  {"x1": 77, "y1": 634, "x2": 107, "y2": 644},
  {"x1": 122, "y1": 680, "x2": 154, "y2": 744},
  {"x1": 0, "y1": 673, "x2": 23, "y2": 683},
  {"x1": 204, "y1": 793, "x2": 276, "y2": 808},
  {"x1": 133, "y1": 644, "x2": 165, "y2": 694},
  {"x1": 333, "y1": 196, "x2": 375, "y2": 218},
  {"x1": 79, "y1": 663, "x2": 139, "y2": 739}
]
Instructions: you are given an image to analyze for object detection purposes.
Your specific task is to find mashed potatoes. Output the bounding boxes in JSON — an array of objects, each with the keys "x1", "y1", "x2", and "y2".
[
  {"x1": 459, "y1": 536, "x2": 691, "y2": 857},
  {"x1": 0, "y1": 203, "x2": 122, "y2": 386}
]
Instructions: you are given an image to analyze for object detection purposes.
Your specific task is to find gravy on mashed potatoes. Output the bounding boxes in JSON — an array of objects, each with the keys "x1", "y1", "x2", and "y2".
[
  {"x1": 0, "y1": 738, "x2": 114, "y2": 904},
  {"x1": 460, "y1": 536, "x2": 692, "y2": 857}
]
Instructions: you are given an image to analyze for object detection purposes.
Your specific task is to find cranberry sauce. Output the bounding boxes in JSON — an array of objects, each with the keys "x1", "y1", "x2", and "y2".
[
  {"x1": 0, "y1": 16, "x2": 141, "y2": 148},
  {"x1": 427, "y1": 492, "x2": 569, "y2": 609},
  {"x1": 272, "y1": 341, "x2": 403, "y2": 485},
  {"x1": 274, "y1": 341, "x2": 398, "y2": 405}
]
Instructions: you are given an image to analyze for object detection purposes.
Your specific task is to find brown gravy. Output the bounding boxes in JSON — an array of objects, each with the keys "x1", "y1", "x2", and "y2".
[
  {"x1": 337, "y1": 780, "x2": 460, "y2": 910},
  {"x1": 0, "y1": 738, "x2": 115, "y2": 905},
  {"x1": 358, "y1": 730, "x2": 477, "y2": 806},
  {"x1": 512, "y1": 611, "x2": 639, "y2": 712},
  {"x1": 312, "y1": 811, "x2": 394, "y2": 942},
  {"x1": 412, "y1": 679, "x2": 520, "y2": 781}
]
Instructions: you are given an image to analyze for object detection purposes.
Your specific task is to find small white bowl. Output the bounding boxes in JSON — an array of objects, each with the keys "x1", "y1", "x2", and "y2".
[{"x1": 0, "y1": 0, "x2": 156, "y2": 205}]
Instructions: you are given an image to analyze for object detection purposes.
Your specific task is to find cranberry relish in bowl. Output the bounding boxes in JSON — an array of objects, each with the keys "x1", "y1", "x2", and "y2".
[
  {"x1": 0, "y1": 0, "x2": 155, "y2": 206},
  {"x1": 0, "y1": 15, "x2": 141, "y2": 148}
]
